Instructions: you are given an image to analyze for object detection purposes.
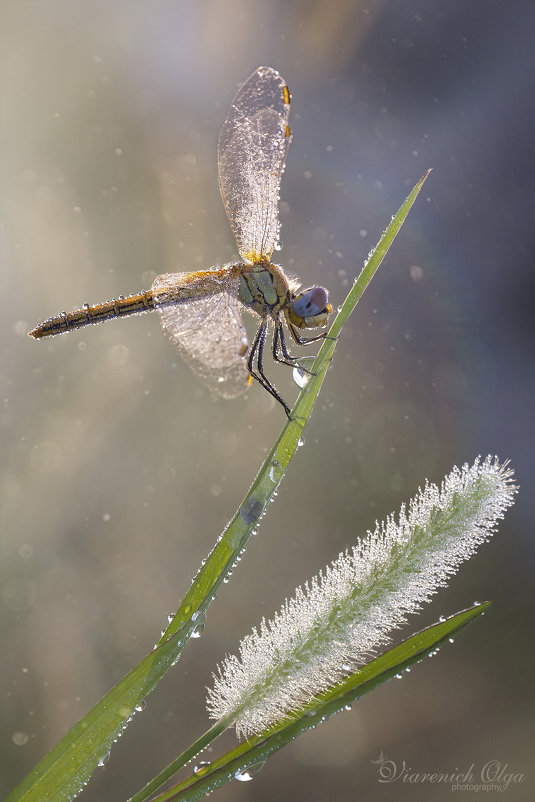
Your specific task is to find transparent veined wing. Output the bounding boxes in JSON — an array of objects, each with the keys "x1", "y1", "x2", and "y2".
[
  {"x1": 152, "y1": 268, "x2": 250, "y2": 399},
  {"x1": 218, "y1": 66, "x2": 291, "y2": 264}
]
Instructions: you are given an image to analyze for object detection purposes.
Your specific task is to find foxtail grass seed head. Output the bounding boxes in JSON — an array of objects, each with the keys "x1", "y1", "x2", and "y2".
[{"x1": 207, "y1": 457, "x2": 516, "y2": 738}]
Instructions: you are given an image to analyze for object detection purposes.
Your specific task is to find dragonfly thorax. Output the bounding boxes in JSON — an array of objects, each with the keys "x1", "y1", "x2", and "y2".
[{"x1": 238, "y1": 262, "x2": 291, "y2": 317}]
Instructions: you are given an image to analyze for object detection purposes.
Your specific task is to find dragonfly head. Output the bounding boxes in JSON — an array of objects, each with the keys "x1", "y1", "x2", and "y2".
[{"x1": 287, "y1": 286, "x2": 332, "y2": 330}]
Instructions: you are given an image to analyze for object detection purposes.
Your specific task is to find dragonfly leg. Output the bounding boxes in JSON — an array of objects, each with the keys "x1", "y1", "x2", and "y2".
[
  {"x1": 272, "y1": 320, "x2": 317, "y2": 378},
  {"x1": 272, "y1": 319, "x2": 299, "y2": 366},
  {"x1": 287, "y1": 322, "x2": 328, "y2": 347},
  {"x1": 248, "y1": 319, "x2": 291, "y2": 417}
]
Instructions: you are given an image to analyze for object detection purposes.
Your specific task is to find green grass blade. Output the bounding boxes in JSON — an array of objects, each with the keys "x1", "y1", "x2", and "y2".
[
  {"x1": 281, "y1": 169, "x2": 432, "y2": 427},
  {"x1": 6, "y1": 627, "x2": 193, "y2": 802},
  {"x1": 160, "y1": 170, "x2": 432, "y2": 650},
  {"x1": 7, "y1": 173, "x2": 429, "y2": 802},
  {"x1": 151, "y1": 603, "x2": 490, "y2": 802},
  {"x1": 329, "y1": 170, "x2": 432, "y2": 339}
]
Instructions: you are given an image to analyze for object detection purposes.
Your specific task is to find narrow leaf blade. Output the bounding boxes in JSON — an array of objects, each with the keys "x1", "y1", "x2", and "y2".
[{"x1": 153, "y1": 603, "x2": 489, "y2": 802}]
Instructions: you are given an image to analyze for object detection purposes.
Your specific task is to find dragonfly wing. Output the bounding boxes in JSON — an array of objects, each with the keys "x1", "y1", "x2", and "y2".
[
  {"x1": 218, "y1": 66, "x2": 291, "y2": 264},
  {"x1": 152, "y1": 270, "x2": 250, "y2": 399}
]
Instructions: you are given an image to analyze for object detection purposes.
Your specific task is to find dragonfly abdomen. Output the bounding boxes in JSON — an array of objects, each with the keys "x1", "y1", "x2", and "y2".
[{"x1": 28, "y1": 291, "x2": 156, "y2": 339}]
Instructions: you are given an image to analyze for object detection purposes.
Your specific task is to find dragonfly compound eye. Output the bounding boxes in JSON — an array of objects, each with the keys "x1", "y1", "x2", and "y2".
[{"x1": 289, "y1": 286, "x2": 331, "y2": 328}]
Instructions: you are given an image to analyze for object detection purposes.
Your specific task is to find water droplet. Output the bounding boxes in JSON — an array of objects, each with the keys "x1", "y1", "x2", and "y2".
[
  {"x1": 292, "y1": 366, "x2": 310, "y2": 388},
  {"x1": 268, "y1": 459, "x2": 281, "y2": 482},
  {"x1": 192, "y1": 619, "x2": 206, "y2": 639},
  {"x1": 194, "y1": 761, "x2": 211, "y2": 774},
  {"x1": 274, "y1": 240, "x2": 283, "y2": 251},
  {"x1": 98, "y1": 750, "x2": 111, "y2": 767},
  {"x1": 234, "y1": 760, "x2": 266, "y2": 782},
  {"x1": 239, "y1": 497, "x2": 264, "y2": 524},
  {"x1": 135, "y1": 700, "x2": 146, "y2": 712},
  {"x1": 297, "y1": 436, "x2": 305, "y2": 448}
]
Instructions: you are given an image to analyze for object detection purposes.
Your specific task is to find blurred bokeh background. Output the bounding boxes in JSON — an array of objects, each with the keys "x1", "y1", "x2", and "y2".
[{"x1": 1, "y1": 1, "x2": 533, "y2": 800}]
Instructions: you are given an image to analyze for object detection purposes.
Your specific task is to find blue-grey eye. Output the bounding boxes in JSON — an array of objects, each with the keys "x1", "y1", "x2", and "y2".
[{"x1": 291, "y1": 286, "x2": 328, "y2": 317}]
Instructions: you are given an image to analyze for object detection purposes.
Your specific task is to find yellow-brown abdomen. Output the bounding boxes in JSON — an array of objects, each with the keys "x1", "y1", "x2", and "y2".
[{"x1": 28, "y1": 291, "x2": 156, "y2": 339}]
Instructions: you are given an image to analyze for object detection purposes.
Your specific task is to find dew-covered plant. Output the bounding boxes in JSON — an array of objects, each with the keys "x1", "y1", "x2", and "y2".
[
  {"x1": 6, "y1": 173, "x2": 517, "y2": 802},
  {"x1": 128, "y1": 456, "x2": 515, "y2": 802},
  {"x1": 207, "y1": 457, "x2": 516, "y2": 739}
]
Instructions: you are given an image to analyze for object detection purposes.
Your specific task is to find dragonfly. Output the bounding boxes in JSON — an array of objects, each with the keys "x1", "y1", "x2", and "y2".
[{"x1": 29, "y1": 66, "x2": 332, "y2": 416}]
